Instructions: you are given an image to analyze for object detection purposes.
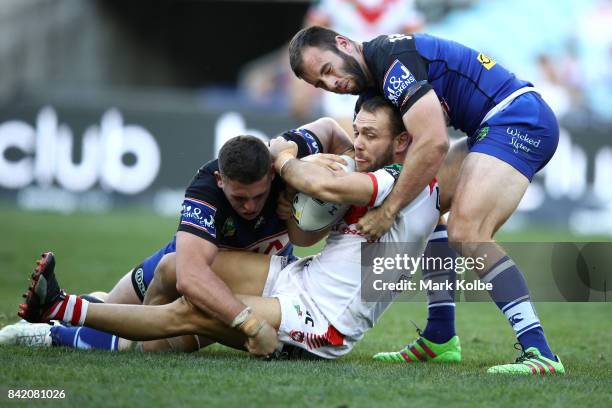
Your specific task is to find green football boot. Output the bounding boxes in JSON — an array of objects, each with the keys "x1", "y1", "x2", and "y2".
[
  {"x1": 373, "y1": 334, "x2": 461, "y2": 363},
  {"x1": 487, "y1": 344, "x2": 565, "y2": 375}
]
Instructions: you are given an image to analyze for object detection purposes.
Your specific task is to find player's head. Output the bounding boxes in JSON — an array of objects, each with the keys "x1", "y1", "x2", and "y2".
[
  {"x1": 353, "y1": 96, "x2": 410, "y2": 172},
  {"x1": 288, "y1": 26, "x2": 369, "y2": 95},
  {"x1": 216, "y1": 135, "x2": 275, "y2": 220}
]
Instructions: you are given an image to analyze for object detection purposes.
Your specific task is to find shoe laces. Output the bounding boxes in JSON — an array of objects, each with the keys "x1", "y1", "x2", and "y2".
[{"x1": 513, "y1": 342, "x2": 536, "y2": 363}]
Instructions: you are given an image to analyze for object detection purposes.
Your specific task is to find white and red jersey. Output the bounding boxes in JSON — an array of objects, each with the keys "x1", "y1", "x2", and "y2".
[{"x1": 301, "y1": 165, "x2": 439, "y2": 339}]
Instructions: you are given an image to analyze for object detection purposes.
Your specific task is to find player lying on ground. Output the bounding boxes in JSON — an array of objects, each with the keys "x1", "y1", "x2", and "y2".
[
  {"x1": 19, "y1": 97, "x2": 443, "y2": 360},
  {"x1": 3, "y1": 106, "x2": 459, "y2": 360},
  {"x1": 288, "y1": 26, "x2": 565, "y2": 374},
  {"x1": 1, "y1": 120, "x2": 353, "y2": 355}
]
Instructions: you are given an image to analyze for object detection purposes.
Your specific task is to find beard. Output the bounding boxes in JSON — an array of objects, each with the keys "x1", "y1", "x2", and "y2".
[
  {"x1": 339, "y1": 52, "x2": 368, "y2": 94},
  {"x1": 365, "y1": 143, "x2": 395, "y2": 172}
]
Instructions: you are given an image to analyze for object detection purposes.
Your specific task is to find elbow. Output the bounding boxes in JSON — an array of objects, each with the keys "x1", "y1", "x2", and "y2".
[
  {"x1": 317, "y1": 116, "x2": 339, "y2": 129},
  {"x1": 175, "y1": 271, "x2": 195, "y2": 298},
  {"x1": 428, "y1": 136, "x2": 449, "y2": 166},
  {"x1": 434, "y1": 136, "x2": 450, "y2": 156}
]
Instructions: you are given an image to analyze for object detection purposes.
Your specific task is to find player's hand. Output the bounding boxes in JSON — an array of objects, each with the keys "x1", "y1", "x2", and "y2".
[
  {"x1": 301, "y1": 153, "x2": 348, "y2": 171},
  {"x1": 244, "y1": 320, "x2": 279, "y2": 357},
  {"x1": 356, "y1": 204, "x2": 397, "y2": 241},
  {"x1": 269, "y1": 137, "x2": 298, "y2": 162},
  {"x1": 276, "y1": 190, "x2": 295, "y2": 220}
]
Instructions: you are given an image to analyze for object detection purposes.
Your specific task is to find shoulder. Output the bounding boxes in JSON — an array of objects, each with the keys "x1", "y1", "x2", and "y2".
[
  {"x1": 280, "y1": 128, "x2": 323, "y2": 157},
  {"x1": 184, "y1": 159, "x2": 226, "y2": 207}
]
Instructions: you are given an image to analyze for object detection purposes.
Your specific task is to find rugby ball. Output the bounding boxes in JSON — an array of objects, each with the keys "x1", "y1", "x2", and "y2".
[{"x1": 292, "y1": 155, "x2": 355, "y2": 232}]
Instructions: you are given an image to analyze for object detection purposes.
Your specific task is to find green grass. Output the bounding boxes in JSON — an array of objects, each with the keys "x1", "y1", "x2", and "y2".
[{"x1": 0, "y1": 207, "x2": 611, "y2": 407}]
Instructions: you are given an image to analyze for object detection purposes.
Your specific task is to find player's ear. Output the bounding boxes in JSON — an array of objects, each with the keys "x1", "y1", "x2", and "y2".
[
  {"x1": 214, "y1": 171, "x2": 224, "y2": 188},
  {"x1": 336, "y1": 35, "x2": 352, "y2": 53},
  {"x1": 268, "y1": 165, "x2": 276, "y2": 180},
  {"x1": 395, "y1": 131, "x2": 412, "y2": 154}
]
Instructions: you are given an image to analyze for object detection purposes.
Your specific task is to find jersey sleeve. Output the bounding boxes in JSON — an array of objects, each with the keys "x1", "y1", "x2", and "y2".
[
  {"x1": 366, "y1": 164, "x2": 403, "y2": 207},
  {"x1": 176, "y1": 171, "x2": 223, "y2": 245},
  {"x1": 368, "y1": 35, "x2": 433, "y2": 116},
  {"x1": 279, "y1": 128, "x2": 324, "y2": 158}
]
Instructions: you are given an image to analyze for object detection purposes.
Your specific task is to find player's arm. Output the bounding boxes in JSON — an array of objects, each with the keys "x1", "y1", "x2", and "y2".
[
  {"x1": 278, "y1": 119, "x2": 353, "y2": 172},
  {"x1": 382, "y1": 90, "x2": 448, "y2": 215},
  {"x1": 270, "y1": 137, "x2": 374, "y2": 206},
  {"x1": 300, "y1": 117, "x2": 353, "y2": 155},
  {"x1": 174, "y1": 232, "x2": 277, "y2": 355},
  {"x1": 174, "y1": 232, "x2": 242, "y2": 323}
]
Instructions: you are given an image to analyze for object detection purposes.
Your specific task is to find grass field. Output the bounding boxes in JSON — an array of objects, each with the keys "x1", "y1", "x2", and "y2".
[{"x1": 0, "y1": 206, "x2": 610, "y2": 407}]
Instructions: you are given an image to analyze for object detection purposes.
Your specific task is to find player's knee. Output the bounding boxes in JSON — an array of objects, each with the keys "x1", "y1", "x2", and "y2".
[
  {"x1": 156, "y1": 253, "x2": 177, "y2": 290},
  {"x1": 170, "y1": 297, "x2": 209, "y2": 332},
  {"x1": 448, "y1": 216, "x2": 482, "y2": 243},
  {"x1": 448, "y1": 217, "x2": 495, "y2": 258}
]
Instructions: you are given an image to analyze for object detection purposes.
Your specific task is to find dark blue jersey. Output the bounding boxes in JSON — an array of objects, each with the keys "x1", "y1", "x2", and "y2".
[
  {"x1": 359, "y1": 33, "x2": 532, "y2": 136},
  {"x1": 177, "y1": 129, "x2": 323, "y2": 257}
]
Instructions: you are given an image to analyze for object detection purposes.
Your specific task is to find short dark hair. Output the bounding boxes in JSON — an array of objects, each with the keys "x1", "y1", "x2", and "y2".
[
  {"x1": 288, "y1": 26, "x2": 342, "y2": 78},
  {"x1": 218, "y1": 135, "x2": 271, "y2": 184},
  {"x1": 359, "y1": 96, "x2": 406, "y2": 137}
]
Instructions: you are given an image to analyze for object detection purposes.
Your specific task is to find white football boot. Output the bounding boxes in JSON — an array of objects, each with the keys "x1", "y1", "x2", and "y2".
[{"x1": 0, "y1": 320, "x2": 53, "y2": 347}]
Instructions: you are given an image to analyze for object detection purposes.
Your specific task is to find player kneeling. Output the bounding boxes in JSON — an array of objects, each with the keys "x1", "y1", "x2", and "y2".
[{"x1": 18, "y1": 97, "x2": 440, "y2": 359}]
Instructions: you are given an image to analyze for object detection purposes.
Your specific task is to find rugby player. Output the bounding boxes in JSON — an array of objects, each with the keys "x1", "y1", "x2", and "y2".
[
  {"x1": 287, "y1": 26, "x2": 564, "y2": 374},
  {"x1": 2, "y1": 119, "x2": 352, "y2": 355},
  {"x1": 19, "y1": 97, "x2": 442, "y2": 360}
]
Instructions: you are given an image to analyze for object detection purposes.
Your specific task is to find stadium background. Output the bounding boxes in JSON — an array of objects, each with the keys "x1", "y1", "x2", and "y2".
[{"x1": 0, "y1": 1, "x2": 610, "y2": 407}]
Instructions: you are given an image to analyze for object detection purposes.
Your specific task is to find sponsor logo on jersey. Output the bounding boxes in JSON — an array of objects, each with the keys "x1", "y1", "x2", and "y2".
[
  {"x1": 383, "y1": 164, "x2": 402, "y2": 180},
  {"x1": 383, "y1": 60, "x2": 417, "y2": 108},
  {"x1": 180, "y1": 198, "x2": 217, "y2": 237},
  {"x1": 477, "y1": 52, "x2": 497, "y2": 70},
  {"x1": 222, "y1": 217, "x2": 236, "y2": 237},
  {"x1": 475, "y1": 126, "x2": 489, "y2": 141},
  {"x1": 294, "y1": 304, "x2": 303, "y2": 317},
  {"x1": 290, "y1": 330, "x2": 305, "y2": 343},
  {"x1": 254, "y1": 216, "x2": 265, "y2": 229},
  {"x1": 387, "y1": 34, "x2": 412, "y2": 43},
  {"x1": 218, "y1": 231, "x2": 288, "y2": 255},
  {"x1": 295, "y1": 128, "x2": 320, "y2": 154}
]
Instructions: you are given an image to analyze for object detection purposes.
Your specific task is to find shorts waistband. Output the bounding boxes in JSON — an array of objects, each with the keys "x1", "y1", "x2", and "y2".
[{"x1": 480, "y1": 87, "x2": 540, "y2": 126}]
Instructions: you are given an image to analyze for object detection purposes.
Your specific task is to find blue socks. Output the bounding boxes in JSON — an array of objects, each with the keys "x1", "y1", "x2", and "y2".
[
  {"x1": 50, "y1": 326, "x2": 119, "y2": 351},
  {"x1": 421, "y1": 225, "x2": 456, "y2": 344},
  {"x1": 481, "y1": 255, "x2": 555, "y2": 360}
]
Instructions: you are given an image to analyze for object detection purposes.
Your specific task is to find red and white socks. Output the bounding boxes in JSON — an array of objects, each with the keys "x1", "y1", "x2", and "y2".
[{"x1": 44, "y1": 295, "x2": 89, "y2": 326}]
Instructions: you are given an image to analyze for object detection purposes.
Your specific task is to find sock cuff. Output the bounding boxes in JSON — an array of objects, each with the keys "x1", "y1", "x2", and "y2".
[
  {"x1": 52, "y1": 295, "x2": 89, "y2": 326},
  {"x1": 434, "y1": 224, "x2": 448, "y2": 232},
  {"x1": 428, "y1": 229, "x2": 448, "y2": 242},
  {"x1": 481, "y1": 256, "x2": 514, "y2": 283}
]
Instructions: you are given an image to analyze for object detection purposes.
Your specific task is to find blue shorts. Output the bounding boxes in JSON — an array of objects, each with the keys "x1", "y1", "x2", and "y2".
[
  {"x1": 468, "y1": 92, "x2": 559, "y2": 181},
  {"x1": 131, "y1": 237, "x2": 177, "y2": 301}
]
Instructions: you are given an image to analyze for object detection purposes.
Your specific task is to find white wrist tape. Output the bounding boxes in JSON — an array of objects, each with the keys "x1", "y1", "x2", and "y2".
[{"x1": 231, "y1": 306, "x2": 252, "y2": 328}]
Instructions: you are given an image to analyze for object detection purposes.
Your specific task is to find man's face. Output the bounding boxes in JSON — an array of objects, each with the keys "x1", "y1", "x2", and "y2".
[
  {"x1": 217, "y1": 170, "x2": 275, "y2": 220},
  {"x1": 353, "y1": 109, "x2": 396, "y2": 172},
  {"x1": 299, "y1": 44, "x2": 368, "y2": 95}
]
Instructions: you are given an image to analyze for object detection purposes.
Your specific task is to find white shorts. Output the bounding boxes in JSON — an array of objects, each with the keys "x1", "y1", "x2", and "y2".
[{"x1": 263, "y1": 255, "x2": 356, "y2": 359}]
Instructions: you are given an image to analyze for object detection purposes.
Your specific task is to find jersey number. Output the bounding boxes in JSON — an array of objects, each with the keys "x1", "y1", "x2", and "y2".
[{"x1": 388, "y1": 34, "x2": 412, "y2": 43}]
